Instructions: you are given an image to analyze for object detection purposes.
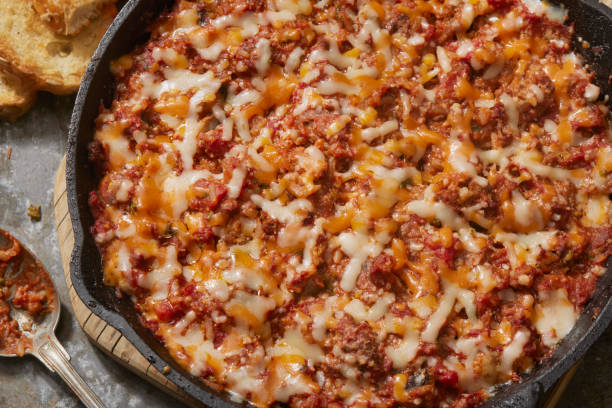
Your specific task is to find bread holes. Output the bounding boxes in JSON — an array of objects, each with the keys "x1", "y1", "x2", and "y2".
[{"x1": 46, "y1": 41, "x2": 73, "y2": 58}]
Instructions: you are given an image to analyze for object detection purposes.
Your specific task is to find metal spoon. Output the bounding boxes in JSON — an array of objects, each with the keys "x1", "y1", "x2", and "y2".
[{"x1": 0, "y1": 231, "x2": 105, "y2": 408}]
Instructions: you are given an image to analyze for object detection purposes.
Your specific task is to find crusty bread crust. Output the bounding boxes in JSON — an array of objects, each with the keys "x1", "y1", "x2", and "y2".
[
  {"x1": 0, "y1": 2, "x2": 117, "y2": 95},
  {"x1": 31, "y1": 0, "x2": 115, "y2": 36},
  {"x1": 0, "y1": 63, "x2": 37, "y2": 122}
]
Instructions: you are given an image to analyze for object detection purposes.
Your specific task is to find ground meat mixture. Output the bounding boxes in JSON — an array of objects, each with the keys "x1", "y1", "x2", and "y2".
[{"x1": 89, "y1": 0, "x2": 612, "y2": 406}]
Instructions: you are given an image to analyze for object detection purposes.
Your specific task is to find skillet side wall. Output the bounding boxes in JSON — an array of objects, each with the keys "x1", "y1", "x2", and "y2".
[{"x1": 67, "y1": 0, "x2": 612, "y2": 407}]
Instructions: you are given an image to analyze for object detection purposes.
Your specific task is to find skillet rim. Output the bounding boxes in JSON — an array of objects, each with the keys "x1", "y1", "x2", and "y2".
[{"x1": 66, "y1": 1, "x2": 612, "y2": 407}]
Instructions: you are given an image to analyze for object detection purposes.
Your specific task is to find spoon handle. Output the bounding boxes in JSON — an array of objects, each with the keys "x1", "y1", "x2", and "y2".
[{"x1": 36, "y1": 334, "x2": 106, "y2": 408}]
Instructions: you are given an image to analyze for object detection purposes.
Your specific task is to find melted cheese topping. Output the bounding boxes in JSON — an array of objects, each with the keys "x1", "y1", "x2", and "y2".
[
  {"x1": 93, "y1": 0, "x2": 612, "y2": 406},
  {"x1": 344, "y1": 293, "x2": 395, "y2": 322},
  {"x1": 338, "y1": 230, "x2": 386, "y2": 291},
  {"x1": 501, "y1": 329, "x2": 530, "y2": 372},
  {"x1": 534, "y1": 289, "x2": 578, "y2": 347}
]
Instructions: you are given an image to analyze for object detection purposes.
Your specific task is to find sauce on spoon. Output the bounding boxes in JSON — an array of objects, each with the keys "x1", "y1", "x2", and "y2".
[{"x1": 0, "y1": 230, "x2": 56, "y2": 356}]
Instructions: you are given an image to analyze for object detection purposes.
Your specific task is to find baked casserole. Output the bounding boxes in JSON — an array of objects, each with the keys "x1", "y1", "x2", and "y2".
[{"x1": 88, "y1": 0, "x2": 612, "y2": 406}]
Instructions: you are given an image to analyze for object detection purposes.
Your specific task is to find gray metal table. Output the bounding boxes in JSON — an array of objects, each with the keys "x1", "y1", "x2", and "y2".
[{"x1": 0, "y1": 94, "x2": 609, "y2": 407}]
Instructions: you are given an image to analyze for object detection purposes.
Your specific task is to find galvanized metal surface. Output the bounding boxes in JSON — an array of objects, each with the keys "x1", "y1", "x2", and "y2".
[{"x1": 0, "y1": 93, "x2": 610, "y2": 408}]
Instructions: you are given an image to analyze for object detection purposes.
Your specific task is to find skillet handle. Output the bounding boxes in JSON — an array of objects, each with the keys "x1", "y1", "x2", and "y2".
[{"x1": 35, "y1": 334, "x2": 106, "y2": 408}]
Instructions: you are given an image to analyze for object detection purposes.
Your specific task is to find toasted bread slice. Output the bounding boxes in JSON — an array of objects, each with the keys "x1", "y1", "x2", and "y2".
[
  {"x1": 30, "y1": 0, "x2": 116, "y2": 36},
  {"x1": 0, "y1": 66, "x2": 37, "y2": 122},
  {"x1": 0, "y1": 2, "x2": 116, "y2": 95}
]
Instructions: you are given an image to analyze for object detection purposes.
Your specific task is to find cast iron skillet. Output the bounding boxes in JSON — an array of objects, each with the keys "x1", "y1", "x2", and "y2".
[{"x1": 67, "y1": 1, "x2": 612, "y2": 407}]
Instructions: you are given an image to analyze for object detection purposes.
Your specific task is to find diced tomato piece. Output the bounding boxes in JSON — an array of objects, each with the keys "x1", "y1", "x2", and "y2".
[
  {"x1": 189, "y1": 180, "x2": 228, "y2": 211},
  {"x1": 435, "y1": 363, "x2": 459, "y2": 389},
  {"x1": 154, "y1": 300, "x2": 178, "y2": 323}
]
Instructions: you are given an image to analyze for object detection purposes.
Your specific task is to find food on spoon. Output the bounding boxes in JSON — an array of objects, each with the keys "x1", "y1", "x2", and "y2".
[
  {"x1": 0, "y1": 230, "x2": 56, "y2": 356},
  {"x1": 89, "y1": 0, "x2": 612, "y2": 406}
]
